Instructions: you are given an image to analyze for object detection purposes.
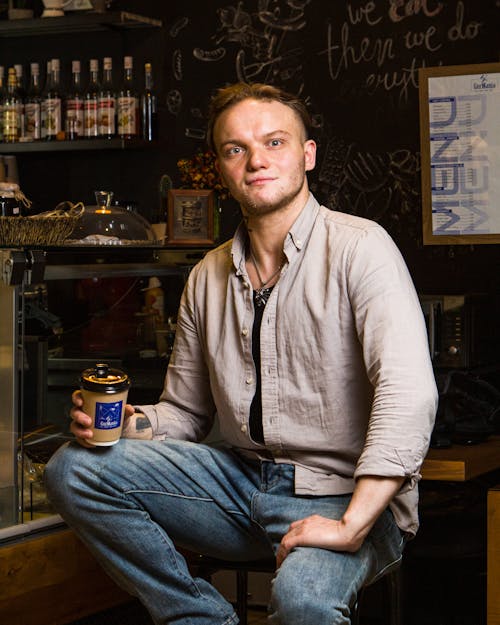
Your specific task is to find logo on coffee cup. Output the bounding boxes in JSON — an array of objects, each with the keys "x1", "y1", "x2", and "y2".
[{"x1": 94, "y1": 400, "x2": 123, "y2": 430}]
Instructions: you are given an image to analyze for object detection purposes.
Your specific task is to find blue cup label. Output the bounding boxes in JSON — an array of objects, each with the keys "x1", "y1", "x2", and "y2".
[{"x1": 94, "y1": 400, "x2": 123, "y2": 430}]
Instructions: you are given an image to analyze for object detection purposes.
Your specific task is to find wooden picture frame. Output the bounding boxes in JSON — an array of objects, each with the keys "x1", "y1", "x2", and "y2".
[
  {"x1": 419, "y1": 62, "x2": 500, "y2": 245},
  {"x1": 166, "y1": 189, "x2": 215, "y2": 246}
]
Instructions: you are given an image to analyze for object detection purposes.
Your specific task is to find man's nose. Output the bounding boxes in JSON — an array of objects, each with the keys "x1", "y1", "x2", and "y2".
[{"x1": 246, "y1": 146, "x2": 269, "y2": 170}]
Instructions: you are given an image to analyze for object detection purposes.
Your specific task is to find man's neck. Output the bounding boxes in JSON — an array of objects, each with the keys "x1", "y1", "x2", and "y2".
[{"x1": 245, "y1": 191, "x2": 309, "y2": 259}]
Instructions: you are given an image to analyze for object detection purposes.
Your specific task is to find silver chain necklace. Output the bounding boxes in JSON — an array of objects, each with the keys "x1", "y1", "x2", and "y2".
[{"x1": 249, "y1": 248, "x2": 283, "y2": 307}]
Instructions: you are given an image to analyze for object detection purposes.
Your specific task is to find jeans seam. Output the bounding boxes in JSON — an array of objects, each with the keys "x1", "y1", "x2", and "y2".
[
  {"x1": 124, "y1": 489, "x2": 247, "y2": 518},
  {"x1": 124, "y1": 489, "x2": 214, "y2": 502},
  {"x1": 366, "y1": 553, "x2": 402, "y2": 586},
  {"x1": 250, "y1": 491, "x2": 279, "y2": 556}
]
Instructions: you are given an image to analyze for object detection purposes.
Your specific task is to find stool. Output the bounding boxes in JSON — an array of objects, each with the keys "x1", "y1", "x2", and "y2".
[
  {"x1": 352, "y1": 564, "x2": 402, "y2": 625},
  {"x1": 193, "y1": 554, "x2": 402, "y2": 625}
]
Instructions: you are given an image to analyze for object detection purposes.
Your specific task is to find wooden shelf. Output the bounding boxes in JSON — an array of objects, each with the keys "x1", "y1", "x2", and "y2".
[
  {"x1": 0, "y1": 138, "x2": 160, "y2": 154},
  {"x1": 421, "y1": 435, "x2": 500, "y2": 481},
  {"x1": 0, "y1": 11, "x2": 162, "y2": 37}
]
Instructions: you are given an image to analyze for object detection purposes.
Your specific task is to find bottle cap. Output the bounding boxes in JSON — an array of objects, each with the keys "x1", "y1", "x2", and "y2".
[{"x1": 147, "y1": 277, "x2": 161, "y2": 289}]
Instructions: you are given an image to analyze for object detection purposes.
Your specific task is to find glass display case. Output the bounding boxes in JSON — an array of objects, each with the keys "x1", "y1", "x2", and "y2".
[{"x1": 0, "y1": 245, "x2": 200, "y2": 542}]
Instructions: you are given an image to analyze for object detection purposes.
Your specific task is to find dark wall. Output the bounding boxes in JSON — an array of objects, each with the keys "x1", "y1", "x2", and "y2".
[{"x1": 8, "y1": 0, "x2": 500, "y2": 294}]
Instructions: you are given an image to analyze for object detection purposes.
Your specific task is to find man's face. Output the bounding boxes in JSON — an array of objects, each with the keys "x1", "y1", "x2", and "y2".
[{"x1": 213, "y1": 98, "x2": 316, "y2": 218}]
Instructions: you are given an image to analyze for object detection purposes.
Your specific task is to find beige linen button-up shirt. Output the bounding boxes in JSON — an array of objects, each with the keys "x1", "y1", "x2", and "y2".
[{"x1": 140, "y1": 194, "x2": 438, "y2": 536}]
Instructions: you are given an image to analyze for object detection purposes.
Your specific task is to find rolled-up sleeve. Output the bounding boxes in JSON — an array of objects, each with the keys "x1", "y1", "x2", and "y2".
[{"x1": 348, "y1": 226, "x2": 438, "y2": 485}]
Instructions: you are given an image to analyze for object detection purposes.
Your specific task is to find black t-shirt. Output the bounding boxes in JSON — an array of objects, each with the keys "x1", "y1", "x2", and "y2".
[{"x1": 248, "y1": 287, "x2": 273, "y2": 444}]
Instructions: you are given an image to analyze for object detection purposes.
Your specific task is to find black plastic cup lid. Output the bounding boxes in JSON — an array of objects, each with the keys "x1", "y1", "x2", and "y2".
[{"x1": 80, "y1": 363, "x2": 131, "y2": 393}]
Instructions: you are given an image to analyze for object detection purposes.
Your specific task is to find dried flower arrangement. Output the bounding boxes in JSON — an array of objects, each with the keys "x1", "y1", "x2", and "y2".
[{"x1": 177, "y1": 150, "x2": 229, "y2": 200}]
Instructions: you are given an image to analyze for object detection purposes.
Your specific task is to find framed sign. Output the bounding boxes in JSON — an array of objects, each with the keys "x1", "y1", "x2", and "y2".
[
  {"x1": 166, "y1": 189, "x2": 215, "y2": 246},
  {"x1": 419, "y1": 63, "x2": 500, "y2": 245}
]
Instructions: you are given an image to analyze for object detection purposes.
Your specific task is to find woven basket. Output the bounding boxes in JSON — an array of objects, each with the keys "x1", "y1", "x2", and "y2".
[{"x1": 0, "y1": 207, "x2": 83, "y2": 247}]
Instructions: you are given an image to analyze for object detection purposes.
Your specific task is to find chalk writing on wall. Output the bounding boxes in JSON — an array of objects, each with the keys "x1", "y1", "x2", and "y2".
[{"x1": 166, "y1": 0, "x2": 498, "y2": 238}]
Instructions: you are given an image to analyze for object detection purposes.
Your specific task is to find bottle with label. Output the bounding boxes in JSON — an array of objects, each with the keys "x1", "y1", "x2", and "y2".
[
  {"x1": 0, "y1": 182, "x2": 22, "y2": 216},
  {"x1": 40, "y1": 60, "x2": 51, "y2": 140},
  {"x1": 3, "y1": 67, "x2": 21, "y2": 143},
  {"x1": 117, "y1": 56, "x2": 139, "y2": 139},
  {"x1": 84, "y1": 58, "x2": 100, "y2": 139},
  {"x1": 141, "y1": 62, "x2": 157, "y2": 141},
  {"x1": 144, "y1": 277, "x2": 165, "y2": 325},
  {"x1": 98, "y1": 57, "x2": 115, "y2": 138},
  {"x1": 0, "y1": 66, "x2": 5, "y2": 142},
  {"x1": 44, "y1": 58, "x2": 63, "y2": 141},
  {"x1": 24, "y1": 62, "x2": 42, "y2": 142},
  {"x1": 14, "y1": 64, "x2": 26, "y2": 141},
  {"x1": 65, "y1": 60, "x2": 84, "y2": 140}
]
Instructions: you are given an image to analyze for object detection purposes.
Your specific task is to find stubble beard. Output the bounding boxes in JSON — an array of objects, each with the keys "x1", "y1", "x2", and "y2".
[{"x1": 235, "y1": 170, "x2": 308, "y2": 219}]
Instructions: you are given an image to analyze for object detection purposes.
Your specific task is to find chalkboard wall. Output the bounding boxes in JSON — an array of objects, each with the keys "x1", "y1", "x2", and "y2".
[
  {"x1": 20, "y1": 0, "x2": 499, "y2": 294},
  {"x1": 129, "y1": 0, "x2": 498, "y2": 294}
]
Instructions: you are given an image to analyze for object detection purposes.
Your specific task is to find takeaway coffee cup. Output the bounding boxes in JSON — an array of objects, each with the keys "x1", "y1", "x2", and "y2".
[{"x1": 80, "y1": 363, "x2": 131, "y2": 446}]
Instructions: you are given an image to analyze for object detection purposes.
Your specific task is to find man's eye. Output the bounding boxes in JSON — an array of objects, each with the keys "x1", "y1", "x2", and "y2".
[
  {"x1": 270, "y1": 139, "x2": 283, "y2": 147},
  {"x1": 226, "y1": 146, "x2": 242, "y2": 156}
]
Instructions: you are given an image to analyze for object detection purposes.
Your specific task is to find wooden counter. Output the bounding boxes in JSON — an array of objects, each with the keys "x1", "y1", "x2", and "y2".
[
  {"x1": 488, "y1": 484, "x2": 500, "y2": 625},
  {"x1": 0, "y1": 529, "x2": 130, "y2": 625},
  {"x1": 421, "y1": 435, "x2": 500, "y2": 481}
]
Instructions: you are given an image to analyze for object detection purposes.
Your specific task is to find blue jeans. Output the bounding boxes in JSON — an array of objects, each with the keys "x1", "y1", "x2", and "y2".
[{"x1": 45, "y1": 439, "x2": 405, "y2": 625}]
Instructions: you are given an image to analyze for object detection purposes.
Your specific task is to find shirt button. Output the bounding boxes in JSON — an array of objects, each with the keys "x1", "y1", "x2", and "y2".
[
  {"x1": 241, "y1": 424, "x2": 248, "y2": 434},
  {"x1": 245, "y1": 376, "x2": 254, "y2": 385},
  {"x1": 242, "y1": 328, "x2": 249, "y2": 337}
]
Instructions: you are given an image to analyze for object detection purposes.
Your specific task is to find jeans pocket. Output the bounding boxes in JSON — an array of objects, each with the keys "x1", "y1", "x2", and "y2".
[{"x1": 366, "y1": 509, "x2": 404, "y2": 583}]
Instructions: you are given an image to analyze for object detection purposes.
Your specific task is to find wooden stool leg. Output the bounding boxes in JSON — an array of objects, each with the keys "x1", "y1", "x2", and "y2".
[
  {"x1": 388, "y1": 569, "x2": 402, "y2": 625},
  {"x1": 351, "y1": 591, "x2": 362, "y2": 625},
  {"x1": 236, "y1": 569, "x2": 249, "y2": 625},
  {"x1": 351, "y1": 568, "x2": 402, "y2": 625}
]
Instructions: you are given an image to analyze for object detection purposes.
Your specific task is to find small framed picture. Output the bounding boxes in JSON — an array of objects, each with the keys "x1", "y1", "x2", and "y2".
[{"x1": 167, "y1": 189, "x2": 215, "y2": 246}]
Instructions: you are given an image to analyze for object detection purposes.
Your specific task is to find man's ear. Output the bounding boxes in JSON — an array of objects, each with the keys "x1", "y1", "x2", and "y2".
[{"x1": 304, "y1": 139, "x2": 317, "y2": 172}]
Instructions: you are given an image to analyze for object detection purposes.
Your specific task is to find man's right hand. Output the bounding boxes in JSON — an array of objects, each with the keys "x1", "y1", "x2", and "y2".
[
  {"x1": 70, "y1": 390, "x2": 97, "y2": 447},
  {"x1": 70, "y1": 390, "x2": 150, "y2": 447}
]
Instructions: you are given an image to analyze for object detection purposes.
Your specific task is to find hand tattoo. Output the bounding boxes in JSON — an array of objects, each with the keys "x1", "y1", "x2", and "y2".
[{"x1": 135, "y1": 415, "x2": 152, "y2": 432}]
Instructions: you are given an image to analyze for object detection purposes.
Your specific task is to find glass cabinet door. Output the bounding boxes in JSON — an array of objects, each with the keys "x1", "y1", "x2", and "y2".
[
  {"x1": 0, "y1": 273, "x2": 19, "y2": 532},
  {"x1": 1, "y1": 247, "x2": 195, "y2": 539}
]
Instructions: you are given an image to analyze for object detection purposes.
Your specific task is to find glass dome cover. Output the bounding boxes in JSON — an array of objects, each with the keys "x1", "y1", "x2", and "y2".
[{"x1": 67, "y1": 191, "x2": 156, "y2": 245}]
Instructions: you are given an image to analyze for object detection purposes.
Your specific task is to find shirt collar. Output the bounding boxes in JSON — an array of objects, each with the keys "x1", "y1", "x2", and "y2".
[
  {"x1": 230, "y1": 192, "x2": 321, "y2": 274},
  {"x1": 286, "y1": 192, "x2": 320, "y2": 254}
]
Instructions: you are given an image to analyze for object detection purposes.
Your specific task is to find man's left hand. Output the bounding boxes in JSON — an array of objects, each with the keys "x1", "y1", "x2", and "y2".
[{"x1": 276, "y1": 514, "x2": 362, "y2": 567}]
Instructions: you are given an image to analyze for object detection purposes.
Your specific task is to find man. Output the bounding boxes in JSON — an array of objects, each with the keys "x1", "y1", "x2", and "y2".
[{"x1": 45, "y1": 83, "x2": 437, "y2": 625}]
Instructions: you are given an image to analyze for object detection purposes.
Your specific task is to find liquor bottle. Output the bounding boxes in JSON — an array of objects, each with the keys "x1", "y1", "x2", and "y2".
[
  {"x1": 117, "y1": 56, "x2": 139, "y2": 139},
  {"x1": 65, "y1": 60, "x2": 84, "y2": 140},
  {"x1": 14, "y1": 64, "x2": 26, "y2": 141},
  {"x1": 40, "y1": 60, "x2": 51, "y2": 140},
  {"x1": 98, "y1": 57, "x2": 115, "y2": 139},
  {"x1": 0, "y1": 66, "x2": 5, "y2": 142},
  {"x1": 44, "y1": 58, "x2": 63, "y2": 141},
  {"x1": 141, "y1": 62, "x2": 157, "y2": 141},
  {"x1": 24, "y1": 62, "x2": 42, "y2": 141},
  {"x1": 3, "y1": 67, "x2": 21, "y2": 143},
  {"x1": 83, "y1": 58, "x2": 100, "y2": 139}
]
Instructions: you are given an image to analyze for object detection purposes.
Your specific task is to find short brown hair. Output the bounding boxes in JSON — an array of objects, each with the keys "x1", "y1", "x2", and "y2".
[{"x1": 206, "y1": 82, "x2": 312, "y2": 152}]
